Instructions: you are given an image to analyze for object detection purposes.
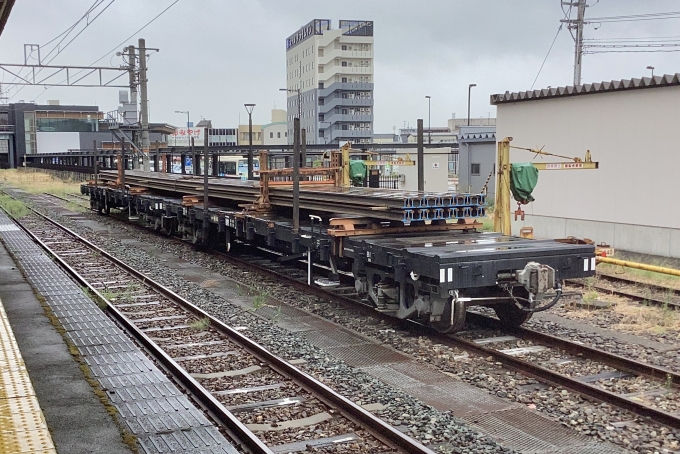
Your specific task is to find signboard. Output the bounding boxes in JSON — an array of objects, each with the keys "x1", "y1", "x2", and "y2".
[
  {"x1": 169, "y1": 128, "x2": 204, "y2": 147},
  {"x1": 286, "y1": 19, "x2": 330, "y2": 49}
]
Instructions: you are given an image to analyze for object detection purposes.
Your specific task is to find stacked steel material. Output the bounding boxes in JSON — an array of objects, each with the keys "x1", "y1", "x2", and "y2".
[
  {"x1": 401, "y1": 193, "x2": 486, "y2": 224},
  {"x1": 95, "y1": 170, "x2": 486, "y2": 224}
]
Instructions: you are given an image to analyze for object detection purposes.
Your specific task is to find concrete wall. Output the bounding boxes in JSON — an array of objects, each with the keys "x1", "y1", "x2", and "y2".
[{"x1": 496, "y1": 85, "x2": 680, "y2": 257}]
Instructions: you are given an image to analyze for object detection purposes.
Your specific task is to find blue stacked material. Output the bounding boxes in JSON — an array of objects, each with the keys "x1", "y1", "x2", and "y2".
[{"x1": 401, "y1": 193, "x2": 486, "y2": 224}]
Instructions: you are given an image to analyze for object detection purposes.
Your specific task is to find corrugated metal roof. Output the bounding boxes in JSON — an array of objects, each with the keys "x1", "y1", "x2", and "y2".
[
  {"x1": 459, "y1": 132, "x2": 496, "y2": 141},
  {"x1": 490, "y1": 73, "x2": 680, "y2": 105}
]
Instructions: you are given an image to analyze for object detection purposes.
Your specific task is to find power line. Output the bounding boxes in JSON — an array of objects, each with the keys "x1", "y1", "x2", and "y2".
[
  {"x1": 26, "y1": 0, "x2": 181, "y2": 103},
  {"x1": 86, "y1": 0, "x2": 180, "y2": 68},
  {"x1": 41, "y1": 0, "x2": 117, "y2": 65},
  {"x1": 41, "y1": 0, "x2": 104, "y2": 48},
  {"x1": 8, "y1": 0, "x2": 116, "y2": 100},
  {"x1": 531, "y1": 25, "x2": 563, "y2": 90},
  {"x1": 587, "y1": 11, "x2": 680, "y2": 22}
]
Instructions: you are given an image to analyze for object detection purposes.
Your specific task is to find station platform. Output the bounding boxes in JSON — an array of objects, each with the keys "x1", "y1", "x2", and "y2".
[{"x1": 0, "y1": 211, "x2": 237, "y2": 454}]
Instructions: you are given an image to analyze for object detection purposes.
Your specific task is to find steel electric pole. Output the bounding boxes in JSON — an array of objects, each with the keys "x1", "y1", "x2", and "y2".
[
  {"x1": 138, "y1": 38, "x2": 151, "y2": 171},
  {"x1": 127, "y1": 45, "x2": 137, "y2": 169},
  {"x1": 562, "y1": 0, "x2": 587, "y2": 86}
]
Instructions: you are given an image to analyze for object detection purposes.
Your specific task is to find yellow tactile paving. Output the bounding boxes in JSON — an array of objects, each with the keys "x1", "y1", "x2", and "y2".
[{"x1": 0, "y1": 299, "x2": 56, "y2": 454}]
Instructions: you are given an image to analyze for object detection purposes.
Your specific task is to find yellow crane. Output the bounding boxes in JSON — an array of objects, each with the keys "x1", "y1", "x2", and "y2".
[{"x1": 493, "y1": 137, "x2": 599, "y2": 235}]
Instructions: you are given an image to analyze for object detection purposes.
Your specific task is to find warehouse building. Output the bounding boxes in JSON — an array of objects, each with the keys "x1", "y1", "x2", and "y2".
[{"x1": 492, "y1": 74, "x2": 680, "y2": 258}]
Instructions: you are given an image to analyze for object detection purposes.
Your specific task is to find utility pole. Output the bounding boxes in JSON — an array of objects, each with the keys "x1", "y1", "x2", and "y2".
[
  {"x1": 138, "y1": 38, "x2": 150, "y2": 171},
  {"x1": 244, "y1": 104, "x2": 255, "y2": 180},
  {"x1": 562, "y1": 0, "x2": 587, "y2": 86},
  {"x1": 417, "y1": 119, "x2": 424, "y2": 192},
  {"x1": 292, "y1": 118, "x2": 300, "y2": 234},
  {"x1": 126, "y1": 45, "x2": 137, "y2": 169}
]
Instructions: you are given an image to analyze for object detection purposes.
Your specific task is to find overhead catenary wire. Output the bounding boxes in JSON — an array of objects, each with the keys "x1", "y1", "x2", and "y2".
[
  {"x1": 6, "y1": 0, "x2": 108, "y2": 97},
  {"x1": 8, "y1": 0, "x2": 118, "y2": 100},
  {"x1": 15, "y1": 0, "x2": 181, "y2": 103}
]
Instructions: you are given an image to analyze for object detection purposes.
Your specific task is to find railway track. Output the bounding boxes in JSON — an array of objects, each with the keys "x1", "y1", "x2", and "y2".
[
  {"x1": 9, "y1": 203, "x2": 434, "y2": 454},
  {"x1": 31, "y1": 192, "x2": 680, "y2": 435},
  {"x1": 566, "y1": 273, "x2": 680, "y2": 309},
  {"x1": 223, "y1": 248, "x2": 680, "y2": 431}
]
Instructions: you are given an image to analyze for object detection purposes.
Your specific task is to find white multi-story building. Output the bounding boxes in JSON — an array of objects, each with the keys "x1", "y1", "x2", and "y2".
[{"x1": 285, "y1": 19, "x2": 374, "y2": 145}]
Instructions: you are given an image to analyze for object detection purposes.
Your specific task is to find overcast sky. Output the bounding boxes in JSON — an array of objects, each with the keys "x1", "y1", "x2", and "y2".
[{"x1": 1, "y1": 0, "x2": 679, "y2": 131}]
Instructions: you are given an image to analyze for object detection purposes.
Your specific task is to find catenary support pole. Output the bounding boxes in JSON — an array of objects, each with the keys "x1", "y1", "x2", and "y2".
[
  {"x1": 417, "y1": 119, "x2": 424, "y2": 192},
  {"x1": 203, "y1": 127, "x2": 209, "y2": 241},
  {"x1": 138, "y1": 38, "x2": 150, "y2": 172},
  {"x1": 93, "y1": 140, "x2": 98, "y2": 187},
  {"x1": 119, "y1": 137, "x2": 125, "y2": 191},
  {"x1": 191, "y1": 137, "x2": 197, "y2": 176},
  {"x1": 293, "y1": 118, "x2": 300, "y2": 234},
  {"x1": 573, "y1": 0, "x2": 586, "y2": 86},
  {"x1": 300, "y1": 129, "x2": 306, "y2": 168}
]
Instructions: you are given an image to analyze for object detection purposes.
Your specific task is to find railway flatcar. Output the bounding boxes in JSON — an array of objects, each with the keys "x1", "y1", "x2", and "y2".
[{"x1": 82, "y1": 164, "x2": 595, "y2": 334}]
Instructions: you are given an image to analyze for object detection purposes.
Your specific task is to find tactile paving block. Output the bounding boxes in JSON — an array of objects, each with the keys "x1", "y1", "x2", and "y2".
[
  {"x1": 0, "y1": 427, "x2": 57, "y2": 453},
  {"x1": 0, "y1": 395, "x2": 48, "y2": 434}
]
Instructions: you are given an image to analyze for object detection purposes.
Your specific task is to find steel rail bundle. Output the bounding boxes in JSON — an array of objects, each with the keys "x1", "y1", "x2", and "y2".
[
  {"x1": 95, "y1": 169, "x2": 485, "y2": 224},
  {"x1": 10, "y1": 201, "x2": 435, "y2": 454}
]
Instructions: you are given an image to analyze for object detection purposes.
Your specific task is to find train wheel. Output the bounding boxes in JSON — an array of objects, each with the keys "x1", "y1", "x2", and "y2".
[
  {"x1": 430, "y1": 295, "x2": 466, "y2": 334},
  {"x1": 494, "y1": 303, "x2": 533, "y2": 328}
]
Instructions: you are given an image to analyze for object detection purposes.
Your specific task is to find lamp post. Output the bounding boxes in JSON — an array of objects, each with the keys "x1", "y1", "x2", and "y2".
[
  {"x1": 425, "y1": 95, "x2": 431, "y2": 144},
  {"x1": 467, "y1": 84, "x2": 476, "y2": 126},
  {"x1": 646, "y1": 66, "x2": 655, "y2": 78},
  {"x1": 244, "y1": 103, "x2": 255, "y2": 180},
  {"x1": 174, "y1": 110, "x2": 190, "y2": 128}
]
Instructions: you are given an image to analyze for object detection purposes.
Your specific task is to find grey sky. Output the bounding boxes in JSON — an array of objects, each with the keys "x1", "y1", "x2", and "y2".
[{"x1": 1, "y1": 0, "x2": 678, "y2": 131}]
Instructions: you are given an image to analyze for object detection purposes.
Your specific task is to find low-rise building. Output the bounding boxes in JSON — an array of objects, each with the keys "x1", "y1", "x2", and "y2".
[
  {"x1": 457, "y1": 126, "x2": 496, "y2": 199},
  {"x1": 262, "y1": 109, "x2": 288, "y2": 145}
]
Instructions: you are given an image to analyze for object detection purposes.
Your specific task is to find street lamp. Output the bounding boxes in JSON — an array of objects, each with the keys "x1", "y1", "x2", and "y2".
[
  {"x1": 467, "y1": 84, "x2": 476, "y2": 126},
  {"x1": 646, "y1": 66, "x2": 655, "y2": 78},
  {"x1": 244, "y1": 103, "x2": 255, "y2": 180},
  {"x1": 425, "y1": 95, "x2": 431, "y2": 144},
  {"x1": 174, "y1": 110, "x2": 190, "y2": 128}
]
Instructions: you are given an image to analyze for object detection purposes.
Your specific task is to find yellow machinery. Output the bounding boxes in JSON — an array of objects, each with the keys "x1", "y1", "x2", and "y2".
[{"x1": 493, "y1": 137, "x2": 599, "y2": 235}]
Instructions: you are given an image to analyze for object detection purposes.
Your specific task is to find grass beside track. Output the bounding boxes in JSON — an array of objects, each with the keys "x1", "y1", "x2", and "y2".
[{"x1": 0, "y1": 169, "x2": 82, "y2": 197}]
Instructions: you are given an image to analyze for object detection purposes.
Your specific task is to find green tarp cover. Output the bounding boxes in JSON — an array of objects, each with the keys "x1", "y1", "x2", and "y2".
[
  {"x1": 510, "y1": 163, "x2": 539, "y2": 203},
  {"x1": 349, "y1": 160, "x2": 367, "y2": 185}
]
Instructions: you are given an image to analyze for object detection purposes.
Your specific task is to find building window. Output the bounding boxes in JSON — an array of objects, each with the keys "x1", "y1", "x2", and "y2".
[
  {"x1": 319, "y1": 114, "x2": 324, "y2": 121},
  {"x1": 341, "y1": 61, "x2": 347, "y2": 67},
  {"x1": 319, "y1": 82, "x2": 324, "y2": 89},
  {"x1": 270, "y1": 132, "x2": 273, "y2": 138},
  {"x1": 277, "y1": 132, "x2": 281, "y2": 138},
  {"x1": 285, "y1": 132, "x2": 288, "y2": 137},
  {"x1": 342, "y1": 77, "x2": 347, "y2": 83},
  {"x1": 342, "y1": 45, "x2": 347, "y2": 50},
  {"x1": 318, "y1": 98, "x2": 324, "y2": 106},
  {"x1": 471, "y1": 163, "x2": 481, "y2": 175}
]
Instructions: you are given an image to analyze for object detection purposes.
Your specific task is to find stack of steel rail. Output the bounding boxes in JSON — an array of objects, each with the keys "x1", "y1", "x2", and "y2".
[{"x1": 97, "y1": 170, "x2": 485, "y2": 223}]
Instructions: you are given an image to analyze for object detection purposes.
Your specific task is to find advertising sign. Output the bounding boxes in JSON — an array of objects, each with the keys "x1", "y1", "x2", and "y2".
[{"x1": 169, "y1": 128, "x2": 204, "y2": 147}]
